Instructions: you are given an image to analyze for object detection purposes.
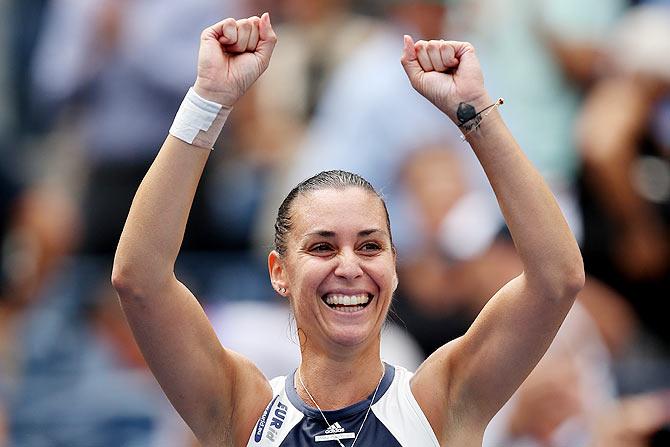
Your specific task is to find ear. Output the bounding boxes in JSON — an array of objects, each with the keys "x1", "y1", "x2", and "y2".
[
  {"x1": 268, "y1": 250, "x2": 289, "y2": 297},
  {"x1": 392, "y1": 250, "x2": 399, "y2": 292}
]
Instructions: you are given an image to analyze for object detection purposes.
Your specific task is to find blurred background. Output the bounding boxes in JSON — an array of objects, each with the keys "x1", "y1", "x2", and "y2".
[{"x1": 1, "y1": 0, "x2": 670, "y2": 445}]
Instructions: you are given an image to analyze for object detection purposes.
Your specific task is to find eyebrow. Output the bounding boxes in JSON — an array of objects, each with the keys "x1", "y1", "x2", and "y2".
[{"x1": 305, "y1": 228, "x2": 384, "y2": 238}]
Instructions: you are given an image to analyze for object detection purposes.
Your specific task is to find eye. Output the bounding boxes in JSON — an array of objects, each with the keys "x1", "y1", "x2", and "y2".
[
  {"x1": 309, "y1": 243, "x2": 335, "y2": 254},
  {"x1": 359, "y1": 241, "x2": 382, "y2": 254}
]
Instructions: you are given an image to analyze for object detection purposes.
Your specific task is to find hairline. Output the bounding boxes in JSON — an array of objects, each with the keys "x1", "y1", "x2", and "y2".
[{"x1": 273, "y1": 170, "x2": 394, "y2": 256}]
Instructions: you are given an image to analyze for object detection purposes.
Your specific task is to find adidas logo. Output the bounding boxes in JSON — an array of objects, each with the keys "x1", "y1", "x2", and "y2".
[{"x1": 324, "y1": 422, "x2": 345, "y2": 434}]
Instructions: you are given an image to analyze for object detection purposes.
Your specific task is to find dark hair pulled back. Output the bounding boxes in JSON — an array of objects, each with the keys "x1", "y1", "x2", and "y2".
[{"x1": 273, "y1": 170, "x2": 393, "y2": 255}]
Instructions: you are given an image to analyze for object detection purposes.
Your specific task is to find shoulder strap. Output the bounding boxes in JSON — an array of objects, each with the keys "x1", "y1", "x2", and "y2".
[
  {"x1": 246, "y1": 376, "x2": 304, "y2": 447},
  {"x1": 371, "y1": 366, "x2": 441, "y2": 447}
]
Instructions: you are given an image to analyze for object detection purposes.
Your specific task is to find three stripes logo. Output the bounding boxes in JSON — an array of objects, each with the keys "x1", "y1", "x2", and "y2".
[
  {"x1": 315, "y1": 422, "x2": 355, "y2": 442},
  {"x1": 324, "y1": 422, "x2": 345, "y2": 434}
]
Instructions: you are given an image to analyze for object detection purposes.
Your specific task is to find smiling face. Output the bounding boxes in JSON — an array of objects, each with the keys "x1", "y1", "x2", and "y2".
[{"x1": 269, "y1": 186, "x2": 397, "y2": 352}]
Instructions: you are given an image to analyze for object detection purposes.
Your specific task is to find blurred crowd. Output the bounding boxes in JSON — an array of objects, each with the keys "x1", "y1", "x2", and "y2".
[{"x1": 1, "y1": 0, "x2": 670, "y2": 446}]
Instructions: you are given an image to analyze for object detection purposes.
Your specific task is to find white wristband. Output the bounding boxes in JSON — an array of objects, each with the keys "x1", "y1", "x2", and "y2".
[{"x1": 169, "y1": 87, "x2": 231, "y2": 149}]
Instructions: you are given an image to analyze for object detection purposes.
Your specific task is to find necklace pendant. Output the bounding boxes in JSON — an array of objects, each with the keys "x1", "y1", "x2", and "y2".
[{"x1": 299, "y1": 365, "x2": 384, "y2": 447}]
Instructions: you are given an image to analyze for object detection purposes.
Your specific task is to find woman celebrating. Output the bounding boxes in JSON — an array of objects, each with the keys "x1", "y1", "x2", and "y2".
[{"x1": 112, "y1": 13, "x2": 584, "y2": 447}]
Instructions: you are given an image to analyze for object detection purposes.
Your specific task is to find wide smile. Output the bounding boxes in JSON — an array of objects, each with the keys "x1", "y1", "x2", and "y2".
[{"x1": 321, "y1": 293, "x2": 374, "y2": 313}]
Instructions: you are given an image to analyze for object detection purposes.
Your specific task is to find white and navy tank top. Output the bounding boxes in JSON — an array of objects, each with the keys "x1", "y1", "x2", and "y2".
[{"x1": 246, "y1": 363, "x2": 440, "y2": 446}]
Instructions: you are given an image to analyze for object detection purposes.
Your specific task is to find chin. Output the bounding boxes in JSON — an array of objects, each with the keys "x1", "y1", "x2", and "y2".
[{"x1": 327, "y1": 325, "x2": 379, "y2": 349}]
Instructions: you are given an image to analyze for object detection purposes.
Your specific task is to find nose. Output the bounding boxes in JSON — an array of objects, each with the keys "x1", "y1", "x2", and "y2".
[{"x1": 333, "y1": 249, "x2": 363, "y2": 280}]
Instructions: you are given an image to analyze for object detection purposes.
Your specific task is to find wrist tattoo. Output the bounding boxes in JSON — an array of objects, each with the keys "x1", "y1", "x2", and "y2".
[
  {"x1": 457, "y1": 102, "x2": 482, "y2": 131},
  {"x1": 457, "y1": 98, "x2": 505, "y2": 141}
]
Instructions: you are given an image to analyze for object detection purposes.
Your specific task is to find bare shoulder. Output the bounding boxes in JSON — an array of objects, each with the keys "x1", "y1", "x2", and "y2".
[
  {"x1": 410, "y1": 340, "x2": 460, "y2": 440},
  {"x1": 195, "y1": 350, "x2": 273, "y2": 447},
  {"x1": 226, "y1": 351, "x2": 274, "y2": 446},
  {"x1": 410, "y1": 338, "x2": 489, "y2": 444}
]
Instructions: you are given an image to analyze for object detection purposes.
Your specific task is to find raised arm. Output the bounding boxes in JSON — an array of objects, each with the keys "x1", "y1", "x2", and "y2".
[
  {"x1": 400, "y1": 37, "x2": 585, "y2": 441},
  {"x1": 111, "y1": 15, "x2": 276, "y2": 446}
]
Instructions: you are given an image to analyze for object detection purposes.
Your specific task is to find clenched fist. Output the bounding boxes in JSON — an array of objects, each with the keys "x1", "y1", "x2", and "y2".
[
  {"x1": 401, "y1": 36, "x2": 490, "y2": 125},
  {"x1": 194, "y1": 14, "x2": 277, "y2": 108}
]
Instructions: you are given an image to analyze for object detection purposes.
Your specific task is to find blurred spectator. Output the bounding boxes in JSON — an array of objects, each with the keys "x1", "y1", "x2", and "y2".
[
  {"x1": 0, "y1": 181, "x2": 78, "y2": 409},
  {"x1": 6, "y1": 0, "x2": 51, "y2": 140},
  {"x1": 0, "y1": 0, "x2": 10, "y2": 143},
  {"x1": 446, "y1": 0, "x2": 628, "y2": 243},
  {"x1": 484, "y1": 303, "x2": 616, "y2": 447},
  {"x1": 578, "y1": 3, "x2": 670, "y2": 350},
  {"x1": 255, "y1": 0, "x2": 464, "y2": 251},
  {"x1": 30, "y1": 0, "x2": 244, "y2": 254},
  {"x1": 0, "y1": 170, "x2": 166, "y2": 445},
  {"x1": 590, "y1": 391, "x2": 670, "y2": 447},
  {"x1": 396, "y1": 144, "x2": 640, "y2": 353},
  {"x1": 2, "y1": 1, "x2": 668, "y2": 445},
  {"x1": 390, "y1": 146, "x2": 642, "y2": 446},
  {"x1": 207, "y1": 0, "x2": 381, "y2": 255},
  {"x1": 0, "y1": 407, "x2": 5, "y2": 447},
  {"x1": 390, "y1": 146, "x2": 483, "y2": 355},
  {"x1": 8, "y1": 268, "x2": 190, "y2": 446},
  {"x1": 0, "y1": 178, "x2": 147, "y2": 446},
  {"x1": 0, "y1": 165, "x2": 20, "y2": 447},
  {"x1": 251, "y1": 0, "x2": 380, "y2": 136}
]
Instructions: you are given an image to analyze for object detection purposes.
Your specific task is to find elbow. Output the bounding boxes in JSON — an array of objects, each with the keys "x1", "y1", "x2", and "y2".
[
  {"x1": 530, "y1": 253, "x2": 586, "y2": 302},
  {"x1": 111, "y1": 263, "x2": 139, "y2": 299},
  {"x1": 562, "y1": 258, "x2": 586, "y2": 299},
  {"x1": 112, "y1": 257, "x2": 172, "y2": 302},
  {"x1": 555, "y1": 254, "x2": 586, "y2": 301},
  {"x1": 111, "y1": 260, "x2": 151, "y2": 301},
  {"x1": 112, "y1": 247, "x2": 174, "y2": 302}
]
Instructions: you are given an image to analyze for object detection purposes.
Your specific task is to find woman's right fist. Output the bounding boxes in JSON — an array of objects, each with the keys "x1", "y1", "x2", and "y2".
[{"x1": 194, "y1": 13, "x2": 277, "y2": 108}]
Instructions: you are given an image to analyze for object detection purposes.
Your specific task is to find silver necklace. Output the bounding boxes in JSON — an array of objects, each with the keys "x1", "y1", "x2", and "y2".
[{"x1": 298, "y1": 365, "x2": 384, "y2": 447}]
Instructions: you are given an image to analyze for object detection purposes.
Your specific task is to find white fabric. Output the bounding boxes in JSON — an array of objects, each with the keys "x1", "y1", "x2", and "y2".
[
  {"x1": 247, "y1": 377, "x2": 305, "y2": 447},
  {"x1": 371, "y1": 366, "x2": 441, "y2": 447},
  {"x1": 246, "y1": 366, "x2": 441, "y2": 447}
]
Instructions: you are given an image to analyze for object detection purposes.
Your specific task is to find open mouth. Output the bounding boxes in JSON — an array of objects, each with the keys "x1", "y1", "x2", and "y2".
[{"x1": 321, "y1": 293, "x2": 373, "y2": 313}]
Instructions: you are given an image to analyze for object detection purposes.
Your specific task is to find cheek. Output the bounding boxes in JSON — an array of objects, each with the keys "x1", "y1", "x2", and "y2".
[
  {"x1": 286, "y1": 257, "x2": 330, "y2": 298},
  {"x1": 368, "y1": 259, "x2": 397, "y2": 294},
  {"x1": 290, "y1": 258, "x2": 328, "y2": 287}
]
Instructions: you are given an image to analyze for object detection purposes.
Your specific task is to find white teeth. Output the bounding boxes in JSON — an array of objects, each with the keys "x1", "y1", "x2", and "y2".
[
  {"x1": 324, "y1": 294, "x2": 370, "y2": 307},
  {"x1": 341, "y1": 305, "x2": 363, "y2": 313}
]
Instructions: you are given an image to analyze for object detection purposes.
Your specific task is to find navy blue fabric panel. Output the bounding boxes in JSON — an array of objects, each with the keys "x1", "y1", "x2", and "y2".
[
  {"x1": 278, "y1": 363, "x2": 402, "y2": 446},
  {"x1": 284, "y1": 363, "x2": 395, "y2": 419},
  {"x1": 280, "y1": 411, "x2": 402, "y2": 446}
]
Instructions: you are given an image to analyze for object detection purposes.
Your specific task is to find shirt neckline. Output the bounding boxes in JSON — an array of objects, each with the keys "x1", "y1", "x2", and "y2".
[{"x1": 284, "y1": 362, "x2": 395, "y2": 420}]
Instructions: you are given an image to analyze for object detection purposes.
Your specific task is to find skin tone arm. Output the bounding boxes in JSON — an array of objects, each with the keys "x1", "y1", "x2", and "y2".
[
  {"x1": 111, "y1": 15, "x2": 277, "y2": 447},
  {"x1": 400, "y1": 37, "x2": 585, "y2": 443}
]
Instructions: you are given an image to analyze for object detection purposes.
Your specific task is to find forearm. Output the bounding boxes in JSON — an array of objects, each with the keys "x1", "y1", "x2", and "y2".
[
  {"x1": 464, "y1": 98, "x2": 584, "y2": 298},
  {"x1": 112, "y1": 136, "x2": 212, "y2": 295},
  {"x1": 400, "y1": 37, "x2": 584, "y2": 299}
]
